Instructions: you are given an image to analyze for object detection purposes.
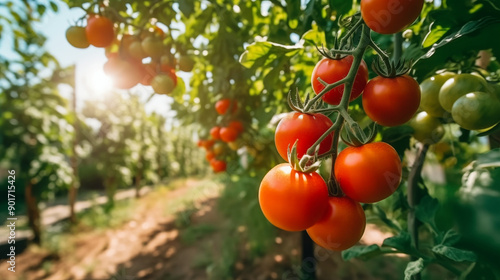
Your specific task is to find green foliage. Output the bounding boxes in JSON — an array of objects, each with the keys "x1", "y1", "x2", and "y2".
[
  {"x1": 2, "y1": 0, "x2": 500, "y2": 278},
  {"x1": 218, "y1": 171, "x2": 275, "y2": 258},
  {"x1": 181, "y1": 224, "x2": 217, "y2": 244},
  {"x1": 0, "y1": 0, "x2": 73, "y2": 208},
  {"x1": 77, "y1": 196, "x2": 136, "y2": 229}
]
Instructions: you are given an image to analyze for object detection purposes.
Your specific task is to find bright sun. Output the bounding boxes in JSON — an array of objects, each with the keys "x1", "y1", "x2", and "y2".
[{"x1": 88, "y1": 67, "x2": 113, "y2": 94}]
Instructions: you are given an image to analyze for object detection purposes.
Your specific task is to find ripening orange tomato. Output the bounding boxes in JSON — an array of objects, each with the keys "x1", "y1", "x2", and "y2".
[{"x1": 85, "y1": 16, "x2": 115, "y2": 48}]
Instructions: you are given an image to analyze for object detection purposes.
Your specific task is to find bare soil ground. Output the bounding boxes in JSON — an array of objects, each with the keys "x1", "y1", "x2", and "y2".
[{"x1": 0, "y1": 178, "x2": 409, "y2": 280}]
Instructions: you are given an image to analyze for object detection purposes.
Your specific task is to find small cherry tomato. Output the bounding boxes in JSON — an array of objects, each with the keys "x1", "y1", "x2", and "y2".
[
  {"x1": 259, "y1": 163, "x2": 329, "y2": 231},
  {"x1": 362, "y1": 74, "x2": 421, "y2": 127},
  {"x1": 275, "y1": 112, "x2": 334, "y2": 162},
  {"x1": 335, "y1": 142, "x2": 402, "y2": 203},
  {"x1": 312, "y1": 56, "x2": 369, "y2": 105},
  {"x1": 307, "y1": 197, "x2": 366, "y2": 251}
]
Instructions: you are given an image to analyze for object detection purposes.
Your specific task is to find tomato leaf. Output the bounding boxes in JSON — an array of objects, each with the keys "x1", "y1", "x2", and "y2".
[
  {"x1": 240, "y1": 40, "x2": 302, "y2": 69},
  {"x1": 341, "y1": 244, "x2": 381, "y2": 261},
  {"x1": 474, "y1": 149, "x2": 500, "y2": 168},
  {"x1": 382, "y1": 231, "x2": 412, "y2": 253},
  {"x1": 413, "y1": 17, "x2": 500, "y2": 78},
  {"x1": 381, "y1": 125, "x2": 413, "y2": 159},
  {"x1": 437, "y1": 229, "x2": 462, "y2": 246},
  {"x1": 432, "y1": 245, "x2": 477, "y2": 262},
  {"x1": 415, "y1": 195, "x2": 439, "y2": 233},
  {"x1": 328, "y1": 0, "x2": 352, "y2": 19},
  {"x1": 404, "y1": 258, "x2": 426, "y2": 280},
  {"x1": 49, "y1": 1, "x2": 58, "y2": 12},
  {"x1": 422, "y1": 22, "x2": 451, "y2": 48},
  {"x1": 178, "y1": 0, "x2": 195, "y2": 18}
]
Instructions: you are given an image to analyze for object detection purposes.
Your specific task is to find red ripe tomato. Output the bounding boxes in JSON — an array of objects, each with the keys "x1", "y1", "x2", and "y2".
[
  {"x1": 312, "y1": 56, "x2": 369, "y2": 105},
  {"x1": 275, "y1": 112, "x2": 333, "y2": 162},
  {"x1": 307, "y1": 197, "x2": 366, "y2": 251},
  {"x1": 220, "y1": 126, "x2": 238, "y2": 142},
  {"x1": 215, "y1": 99, "x2": 238, "y2": 115},
  {"x1": 86, "y1": 14, "x2": 98, "y2": 25},
  {"x1": 335, "y1": 142, "x2": 402, "y2": 203},
  {"x1": 210, "y1": 126, "x2": 221, "y2": 140},
  {"x1": 205, "y1": 150, "x2": 215, "y2": 161},
  {"x1": 103, "y1": 56, "x2": 144, "y2": 89},
  {"x1": 203, "y1": 139, "x2": 215, "y2": 150},
  {"x1": 197, "y1": 140, "x2": 204, "y2": 147},
  {"x1": 210, "y1": 159, "x2": 227, "y2": 173},
  {"x1": 361, "y1": 0, "x2": 424, "y2": 34},
  {"x1": 259, "y1": 163, "x2": 329, "y2": 231},
  {"x1": 228, "y1": 120, "x2": 244, "y2": 134},
  {"x1": 85, "y1": 16, "x2": 115, "y2": 48},
  {"x1": 362, "y1": 74, "x2": 421, "y2": 127}
]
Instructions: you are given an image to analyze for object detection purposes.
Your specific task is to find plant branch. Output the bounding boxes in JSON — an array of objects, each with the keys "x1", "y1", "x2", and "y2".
[
  {"x1": 327, "y1": 120, "x2": 343, "y2": 197},
  {"x1": 369, "y1": 41, "x2": 393, "y2": 75},
  {"x1": 339, "y1": 16, "x2": 364, "y2": 48},
  {"x1": 304, "y1": 78, "x2": 348, "y2": 111},
  {"x1": 393, "y1": 32, "x2": 403, "y2": 62},
  {"x1": 407, "y1": 143, "x2": 430, "y2": 280}
]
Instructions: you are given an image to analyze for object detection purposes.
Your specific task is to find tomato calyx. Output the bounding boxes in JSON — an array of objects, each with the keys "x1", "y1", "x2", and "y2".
[
  {"x1": 287, "y1": 140, "x2": 321, "y2": 173},
  {"x1": 372, "y1": 57, "x2": 410, "y2": 78},
  {"x1": 316, "y1": 45, "x2": 345, "y2": 61},
  {"x1": 287, "y1": 88, "x2": 325, "y2": 114},
  {"x1": 341, "y1": 121, "x2": 378, "y2": 147}
]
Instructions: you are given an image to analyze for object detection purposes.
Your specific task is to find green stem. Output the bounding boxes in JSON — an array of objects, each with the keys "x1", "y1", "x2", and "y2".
[
  {"x1": 305, "y1": 113, "x2": 344, "y2": 156},
  {"x1": 327, "y1": 120, "x2": 343, "y2": 197},
  {"x1": 369, "y1": 41, "x2": 393, "y2": 75},
  {"x1": 407, "y1": 143, "x2": 430, "y2": 280},
  {"x1": 304, "y1": 78, "x2": 348, "y2": 111},
  {"x1": 339, "y1": 17, "x2": 364, "y2": 49},
  {"x1": 393, "y1": 32, "x2": 403, "y2": 62},
  {"x1": 304, "y1": 25, "x2": 371, "y2": 155},
  {"x1": 433, "y1": 259, "x2": 462, "y2": 276}
]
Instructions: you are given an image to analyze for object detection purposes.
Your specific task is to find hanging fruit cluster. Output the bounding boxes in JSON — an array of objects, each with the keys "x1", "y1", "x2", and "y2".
[
  {"x1": 258, "y1": 3, "x2": 433, "y2": 250},
  {"x1": 197, "y1": 98, "x2": 245, "y2": 173},
  {"x1": 65, "y1": 5, "x2": 195, "y2": 94},
  {"x1": 419, "y1": 72, "x2": 500, "y2": 133}
]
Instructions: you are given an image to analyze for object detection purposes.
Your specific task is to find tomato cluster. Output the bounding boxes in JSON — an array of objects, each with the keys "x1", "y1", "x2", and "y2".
[
  {"x1": 260, "y1": 43, "x2": 420, "y2": 250},
  {"x1": 311, "y1": 55, "x2": 421, "y2": 127},
  {"x1": 197, "y1": 99, "x2": 245, "y2": 173},
  {"x1": 418, "y1": 72, "x2": 500, "y2": 133},
  {"x1": 260, "y1": 109, "x2": 403, "y2": 251},
  {"x1": 66, "y1": 13, "x2": 196, "y2": 93},
  {"x1": 260, "y1": 161, "x2": 368, "y2": 251}
]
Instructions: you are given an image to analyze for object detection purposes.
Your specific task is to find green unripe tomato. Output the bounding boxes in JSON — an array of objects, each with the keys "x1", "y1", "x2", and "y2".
[
  {"x1": 66, "y1": 26, "x2": 90, "y2": 49},
  {"x1": 151, "y1": 73, "x2": 175, "y2": 95},
  {"x1": 141, "y1": 36, "x2": 164, "y2": 59},
  {"x1": 178, "y1": 55, "x2": 195, "y2": 72},
  {"x1": 439, "y1": 74, "x2": 488, "y2": 112},
  {"x1": 409, "y1": 111, "x2": 445, "y2": 144},
  {"x1": 451, "y1": 91, "x2": 500, "y2": 130},
  {"x1": 420, "y1": 72, "x2": 455, "y2": 118}
]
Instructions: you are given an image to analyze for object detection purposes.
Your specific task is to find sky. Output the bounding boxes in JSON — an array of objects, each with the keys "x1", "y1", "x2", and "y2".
[{"x1": 33, "y1": 0, "x2": 178, "y2": 117}]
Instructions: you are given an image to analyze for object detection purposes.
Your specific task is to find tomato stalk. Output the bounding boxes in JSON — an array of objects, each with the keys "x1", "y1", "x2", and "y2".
[
  {"x1": 393, "y1": 32, "x2": 403, "y2": 63},
  {"x1": 338, "y1": 16, "x2": 364, "y2": 49},
  {"x1": 369, "y1": 40, "x2": 394, "y2": 76},
  {"x1": 305, "y1": 24, "x2": 371, "y2": 150}
]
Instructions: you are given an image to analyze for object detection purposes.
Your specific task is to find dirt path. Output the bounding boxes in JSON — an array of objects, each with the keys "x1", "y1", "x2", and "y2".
[{"x1": 0, "y1": 178, "x2": 409, "y2": 280}]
